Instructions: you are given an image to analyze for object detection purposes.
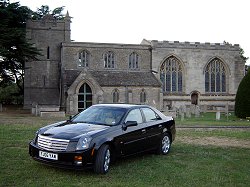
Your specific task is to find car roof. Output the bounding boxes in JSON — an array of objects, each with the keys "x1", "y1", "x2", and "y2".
[{"x1": 93, "y1": 103, "x2": 149, "y2": 109}]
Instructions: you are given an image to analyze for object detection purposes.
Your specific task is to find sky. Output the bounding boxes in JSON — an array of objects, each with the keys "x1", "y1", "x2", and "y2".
[{"x1": 13, "y1": 0, "x2": 250, "y2": 65}]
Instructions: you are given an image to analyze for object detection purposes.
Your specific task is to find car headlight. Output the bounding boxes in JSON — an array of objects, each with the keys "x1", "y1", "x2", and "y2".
[
  {"x1": 34, "y1": 130, "x2": 39, "y2": 144},
  {"x1": 76, "y1": 136, "x2": 92, "y2": 150}
]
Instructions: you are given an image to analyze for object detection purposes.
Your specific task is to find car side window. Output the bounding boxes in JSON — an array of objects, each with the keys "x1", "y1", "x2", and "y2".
[
  {"x1": 142, "y1": 108, "x2": 161, "y2": 122},
  {"x1": 125, "y1": 109, "x2": 143, "y2": 124}
]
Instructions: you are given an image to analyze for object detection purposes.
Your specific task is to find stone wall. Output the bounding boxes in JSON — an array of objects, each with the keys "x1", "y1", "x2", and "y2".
[
  {"x1": 65, "y1": 70, "x2": 162, "y2": 114},
  {"x1": 101, "y1": 86, "x2": 161, "y2": 108},
  {"x1": 24, "y1": 15, "x2": 71, "y2": 109},
  {"x1": 147, "y1": 40, "x2": 245, "y2": 110},
  {"x1": 61, "y1": 42, "x2": 152, "y2": 71},
  {"x1": 24, "y1": 15, "x2": 245, "y2": 113}
]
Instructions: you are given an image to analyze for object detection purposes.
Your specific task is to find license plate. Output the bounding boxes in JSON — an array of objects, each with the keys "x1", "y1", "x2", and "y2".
[{"x1": 39, "y1": 151, "x2": 58, "y2": 160}]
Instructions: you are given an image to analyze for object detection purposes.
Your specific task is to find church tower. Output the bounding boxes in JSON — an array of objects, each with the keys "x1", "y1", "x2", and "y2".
[{"x1": 24, "y1": 13, "x2": 71, "y2": 109}]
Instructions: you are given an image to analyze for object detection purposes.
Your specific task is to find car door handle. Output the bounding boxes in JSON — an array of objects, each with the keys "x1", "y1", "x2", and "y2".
[
  {"x1": 158, "y1": 125, "x2": 162, "y2": 128},
  {"x1": 142, "y1": 129, "x2": 146, "y2": 133}
]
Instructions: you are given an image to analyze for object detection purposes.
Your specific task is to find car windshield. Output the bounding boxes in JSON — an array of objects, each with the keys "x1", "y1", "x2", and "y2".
[{"x1": 72, "y1": 106, "x2": 127, "y2": 126}]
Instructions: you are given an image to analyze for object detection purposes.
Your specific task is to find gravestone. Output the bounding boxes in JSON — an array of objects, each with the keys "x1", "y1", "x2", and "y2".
[
  {"x1": 179, "y1": 105, "x2": 183, "y2": 113},
  {"x1": 31, "y1": 102, "x2": 38, "y2": 115},
  {"x1": 180, "y1": 111, "x2": 185, "y2": 121},
  {"x1": 172, "y1": 106, "x2": 178, "y2": 118},
  {"x1": 203, "y1": 104, "x2": 207, "y2": 113},
  {"x1": 195, "y1": 106, "x2": 200, "y2": 118},
  {"x1": 190, "y1": 105, "x2": 196, "y2": 114},
  {"x1": 186, "y1": 108, "x2": 191, "y2": 118},
  {"x1": 182, "y1": 105, "x2": 187, "y2": 113},
  {"x1": 200, "y1": 105, "x2": 207, "y2": 113},
  {"x1": 216, "y1": 107, "x2": 224, "y2": 120},
  {"x1": 216, "y1": 111, "x2": 220, "y2": 120},
  {"x1": 225, "y1": 103, "x2": 229, "y2": 120},
  {"x1": 178, "y1": 105, "x2": 186, "y2": 121}
]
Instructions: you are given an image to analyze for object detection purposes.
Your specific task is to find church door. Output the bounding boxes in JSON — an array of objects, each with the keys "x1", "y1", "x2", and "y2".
[
  {"x1": 78, "y1": 83, "x2": 92, "y2": 112},
  {"x1": 191, "y1": 92, "x2": 198, "y2": 105}
]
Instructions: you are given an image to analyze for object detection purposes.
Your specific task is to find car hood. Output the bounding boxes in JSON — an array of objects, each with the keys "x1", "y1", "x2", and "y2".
[{"x1": 40, "y1": 122, "x2": 110, "y2": 140}]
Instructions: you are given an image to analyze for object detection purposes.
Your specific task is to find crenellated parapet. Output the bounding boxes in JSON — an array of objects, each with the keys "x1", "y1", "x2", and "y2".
[
  {"x1": 143, "y1": 39, "x2": 240, "y2": 51},
  {"x1": 26, "y1": 13, "x2": 71, "y2": 42},
  {"x1": 27, "y1": 14, "x2": 70, "y2": 28}
]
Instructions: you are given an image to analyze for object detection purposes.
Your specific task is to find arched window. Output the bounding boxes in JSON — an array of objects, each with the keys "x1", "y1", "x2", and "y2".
[
  {"x1": 103, "y1": 51, "x2": 115, "y2": 68},
  {"x1": 78, "y1": 50, "x2": 89, "y2": 67},
  {"x1": 160, "y1": 56, "x2": 183, "y2": 93},
  {"x1": 78, "y1": 83, "x2": 92, "y2": 112},
  {"x1": 140, "y1": 89, "x2": 146, "y2": 103},
  {"x1": 129, "y1": 52, "x2": 139, "y2": 69},
  {"x1": 47, "y1": 46, "x2": 50, "y2": 59},
  {"x1": 205, "y1": 58, "x2": 226, "y2": 93},
  {"x1": 112, "y1": 89, "x2": 119, "y2": 103}
]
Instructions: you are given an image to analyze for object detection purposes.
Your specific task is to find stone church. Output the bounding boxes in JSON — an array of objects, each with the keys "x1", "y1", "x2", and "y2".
[{"x1": 24, "y1": 13, "x2": 245, "y2": 114}]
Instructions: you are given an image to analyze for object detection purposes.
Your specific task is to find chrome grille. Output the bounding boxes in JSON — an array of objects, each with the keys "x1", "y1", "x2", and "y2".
[{"x1": 38, "y1": 135, "x2": 69, "y2": 151}]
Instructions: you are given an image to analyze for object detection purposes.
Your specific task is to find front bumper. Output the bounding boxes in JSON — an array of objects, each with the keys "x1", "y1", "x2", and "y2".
[{"x1": 29, "y1": 141, "x2": 95, "y2": 169}]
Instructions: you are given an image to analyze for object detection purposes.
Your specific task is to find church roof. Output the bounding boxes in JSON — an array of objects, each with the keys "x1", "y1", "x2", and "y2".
[
  {"x1": 91, "y1": 71, "x2": 161, "y2": 87},
  {"x1": 64, "y1": 70, "x2": 161, "y2": 87}
]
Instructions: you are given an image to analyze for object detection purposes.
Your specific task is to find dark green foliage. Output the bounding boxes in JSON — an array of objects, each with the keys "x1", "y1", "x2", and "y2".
[
  {"x1": 0, "y1": 2, "x2": 65, "y2": 98},
  {"x1": 0, "y1": 82, "x2": 23, "y2": 104},
  {"x1": 239, "y1": 47, "x2": 249, "y2": 62},
  {"x1": 224, "y1": 41, "x2": 249, "y2": 63},
  {"x1": 235, "y1": 70, "x2": 250, "y2": 118},
  {"x1": 0, "y1": 2, "x2": 65, "y2": 105},
  {"x1": 0, "y1": 1, "x2": 40, "y2": 94},
  {"x1": 31, "y1": 5, "x2": 65, "y2": 20}
]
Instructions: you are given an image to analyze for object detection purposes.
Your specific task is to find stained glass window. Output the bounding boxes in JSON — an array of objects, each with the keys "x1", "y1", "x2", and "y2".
[
  {"x1": 205, "y1": 58, "x2": 227, "y2": 93},
  {"x1": 160, "y1": 56, "x2": 183, "y2": 93}
]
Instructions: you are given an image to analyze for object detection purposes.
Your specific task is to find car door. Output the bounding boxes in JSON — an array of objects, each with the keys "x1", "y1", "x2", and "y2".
[
  {"x1": 117, "y1": 109, "x2": 147, "y2": 156},
  {"x1": 141, "y1": 107, "x2": 163, "y2": 150}
]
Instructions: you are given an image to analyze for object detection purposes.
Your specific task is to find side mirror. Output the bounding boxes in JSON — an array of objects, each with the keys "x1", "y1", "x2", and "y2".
[
  {"x1": 69, "y1": 115, "x2": 73, "y2": 120},
  {"x1": 67, "y1": 115, "x2": 74, "y2": 123},
  {"x1": 122, "y1": 121, "x2": 138, "y2": 131}
]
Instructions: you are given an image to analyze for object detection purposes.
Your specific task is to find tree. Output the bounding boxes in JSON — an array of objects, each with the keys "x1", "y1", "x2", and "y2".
[
  {"x1": 31, "y1": 5, "x2": 65, "y2": 20},
  {"x1": 235, "y1": 70, "x2": 250, "y2": 118},
  {"x1": 223, "y1": 41, "x2": 249, "y2": 118},
  {"x1": 0, "y1": 81, "x2": 23, "y2": 104},
  {"x1": 223, "y1": 41, "x2": 249, "y2": 63},
  {"x1": 0, "y1": 2, "x2": 65, "y2": 97},
  {"x1": 0, "y1": 1, "x2": 40, "y2": 95},
  {"x1": 239, "y1": 47, "x2": 249, "y2": 63}
]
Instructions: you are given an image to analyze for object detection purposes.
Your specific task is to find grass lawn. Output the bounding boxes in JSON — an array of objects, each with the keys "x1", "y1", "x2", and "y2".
[{"x1": 0, "y1": 112, "x2": 250, "y2": 186}]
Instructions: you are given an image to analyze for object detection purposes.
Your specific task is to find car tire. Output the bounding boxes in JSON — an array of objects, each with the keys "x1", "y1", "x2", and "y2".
[
  {"x1": 94, "y1": 144, "x2": 111, "y2": 174},
  {"x1": 157, "y1": 133, "x2": 171, "y2": 155}
]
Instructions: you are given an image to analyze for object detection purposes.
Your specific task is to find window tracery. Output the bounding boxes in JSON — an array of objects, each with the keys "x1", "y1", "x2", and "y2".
[
  {"x1": 78, "y1": 83, "x2": 92, "y2": 112},
  {"x1": 129, "y1": 52, "x2": 139, "y2": 69},
  {"x1": 104, "y1": 51, "x2": 115, "y2": 68},
  {"x1": 205, "y1": 58, "x2": 226, "y2": 93},
  {"x1": 160, "y1": 56, "x2": 183, "y2": 93},
  {"x1": 78, "y1": 50, "x2": 89, "y2": 67}
]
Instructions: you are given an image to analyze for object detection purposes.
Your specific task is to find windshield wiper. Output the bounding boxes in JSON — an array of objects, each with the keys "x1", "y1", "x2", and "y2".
[
  {"x1": 71, "y1": 121, "x2": 113, "y2": 126},
  {"x1": 72, "y1": 121, "x2": 89, "y2": 123}
]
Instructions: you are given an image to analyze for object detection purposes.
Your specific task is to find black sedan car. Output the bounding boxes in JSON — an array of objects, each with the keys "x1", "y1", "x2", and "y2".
[{"x1": 29, "y1": 104, "x2": 176, "y2": 174}]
